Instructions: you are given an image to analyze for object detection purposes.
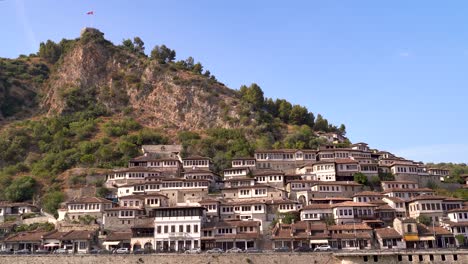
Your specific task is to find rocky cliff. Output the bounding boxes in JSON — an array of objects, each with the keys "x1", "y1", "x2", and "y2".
[{"x1": 38, "y1": 28, "x2": 240, "y2": 130}]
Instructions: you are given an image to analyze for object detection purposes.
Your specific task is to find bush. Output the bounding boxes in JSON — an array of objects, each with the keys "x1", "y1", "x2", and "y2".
[
  {"x1": 5, "y1": 176, "x2": 37, "y2": 202},
  {"x1": 41, "y1": 191, "x2": 64, "y2": 218}
]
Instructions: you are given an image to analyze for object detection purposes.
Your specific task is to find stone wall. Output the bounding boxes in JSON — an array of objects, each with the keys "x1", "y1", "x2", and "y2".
[{"x1": 1, "y1": 252, "x2": 467, "y2": 264}]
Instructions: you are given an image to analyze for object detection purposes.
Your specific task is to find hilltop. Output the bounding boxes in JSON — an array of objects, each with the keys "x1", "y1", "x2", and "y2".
[{"x1": 0, "y1": 28, "x2": 347, "y2": 214}]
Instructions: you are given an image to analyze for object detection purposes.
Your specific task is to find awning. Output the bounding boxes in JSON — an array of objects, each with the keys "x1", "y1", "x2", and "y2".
[
  {"x1": 419, "y1": 236, "x2": 435, "y2": 241},
  {"x1": 102, "y1": 241, "x2": 121, "y2": 246},
  {"x1": 404, "y1": 235, "x2": 419, "y2": 242},
  {"x1": 44, "y1": 243, "x2": 59, "y2": 247},
  {"x1": 310, "y1": 239, "x2": 329, "y2": 244}
]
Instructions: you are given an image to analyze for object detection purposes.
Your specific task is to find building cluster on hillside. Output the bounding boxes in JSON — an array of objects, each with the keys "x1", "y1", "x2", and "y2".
[{"x1": 0, "y1": 142, "x2": 467, "y2": 253}]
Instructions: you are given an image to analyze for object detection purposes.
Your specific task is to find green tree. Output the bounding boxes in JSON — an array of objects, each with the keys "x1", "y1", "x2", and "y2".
[
  {"x1": 289, "y1": 105, "x2": 309, "y2": 125},
  {"x1": 455, "y1": 234, "x2": 466, "y2": 246},
  {"x1": 96, "y1": 187, "x2": 110, "y2": 198},
  {"x1": 276, "y1": 99, "x2": 292, "y2": 123},
  {"x1": 239, "y1": 83, "x2": 264, "y2": 108},
  {"x1": 80, "y1": 154, "x2": 96, "y2": 167},
  {"x1": 121, "y1": 39, "x2": 134, "y2": 51},
  {"x1": 151, "y1": 45, "x2": 176, "y2": 63},
  {"x1": 353, "y1": 172, "x2": 368, "y2": 186},
  {"x1": 417, "y1": 215, "x2": 432, "y2": 226},
  {"x1": 338, "y1": 124, "x2": 346, "y2": 135},
  {"x1": 42, "y1": 191, "x2": 64, "y2": 218},
  {"x1": 133, "y1": 37, "x2": 145, "y2": 54},
  {"x1": 5, "y1": 176, "x2": 37, "y2": 202},
  {"x1": 314, "y1": 114, "x2": 329, "y2": 132},
  {"x1": 38, "y1": 40, "x2": 62, "y2": 63},
  {"x1": 192, "y1": 62, "x2": 203, "y2": 74},
  {"x1": 281, "y1": 212, "x2": 300, "y2": 224}
]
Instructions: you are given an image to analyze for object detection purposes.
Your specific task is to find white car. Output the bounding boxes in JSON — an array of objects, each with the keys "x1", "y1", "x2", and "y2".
[
  {"x1": 314, "y1": 245, "x2": 332, "y2": 252},
  {"x1": 226, "y1": 247, "x2": 243, "y2": 253},
  {"x1": 114, "y1": 248, "x2": 130, "y2": 254},
  {"x1": 185, "y1": 248, "x2": 201, "y2": 254}
]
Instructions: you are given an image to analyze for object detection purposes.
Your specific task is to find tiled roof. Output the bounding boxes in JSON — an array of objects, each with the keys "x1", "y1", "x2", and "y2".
[
  {"x1": 353, "y1": 191, "x2": 384, "y2": 197},
  {"x1": 105, "y1": 231, "x2": 132, "y2": 241},
  {"x1": 328, "y1": 223, "x2": 372, "y2": 231},
  {"x1": 335, "y1": 159, "x2": 359, "y2": 164},
  {"x1": 331, "y1": 233, "x2": 371, "y2": 239},
  {"x1": 447, "y1": 207, "x2": 468, "y2": 213},
  {"x1": 375, "y1": 228, "x2": 402, "y2": 239},
  {"x1": 5, "y1": 231, "x2": 50, "y2": 242},
  {"x1": 301, "y1": 204, "x2": 332, "y2": 210},
  {"x1": 253, "y1": 170, "x2": 285, "y2": 176},
  {"x1": 382, "y1": 188, "x2": 434, "y2": 193},
  {"x1": 382, "y1": 196, "x2": 405, "y2": 203},
  {"x1": 332, "y1": 201, "x2": 378, "y2": 208}
]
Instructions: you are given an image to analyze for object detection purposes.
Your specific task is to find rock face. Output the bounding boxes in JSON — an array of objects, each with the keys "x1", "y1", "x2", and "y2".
[{"x1": 29, "y1": 28, "x2": 241, "y2": 130}]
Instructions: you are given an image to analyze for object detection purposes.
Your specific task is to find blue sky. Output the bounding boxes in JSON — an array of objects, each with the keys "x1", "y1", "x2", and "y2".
[{"x1": 1, "y1": 0, "x2": 467, "y2": 163}]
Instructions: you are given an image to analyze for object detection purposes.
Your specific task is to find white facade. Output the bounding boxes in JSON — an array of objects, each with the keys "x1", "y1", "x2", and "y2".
[{"x1": 154, "y1": 207, "x2": 205, "y2": 251}]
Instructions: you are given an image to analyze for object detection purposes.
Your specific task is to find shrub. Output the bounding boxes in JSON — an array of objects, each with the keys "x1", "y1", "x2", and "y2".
[
  {"x1": 41, "y1": 191, "x2": 64, "y2": 218},
  {"x1": 5, "y1": 176, "x2": 37, "y2": 202}
]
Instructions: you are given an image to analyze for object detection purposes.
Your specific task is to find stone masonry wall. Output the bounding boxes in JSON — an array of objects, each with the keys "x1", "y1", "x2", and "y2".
[{"x1": 1, "y1": 252, "x2": 468, "y2": 264}]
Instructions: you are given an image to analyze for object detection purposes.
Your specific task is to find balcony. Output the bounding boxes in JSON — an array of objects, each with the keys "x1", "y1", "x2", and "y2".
[{"x1": 168, "y1": 232, "x2": 191, "y2": 240}]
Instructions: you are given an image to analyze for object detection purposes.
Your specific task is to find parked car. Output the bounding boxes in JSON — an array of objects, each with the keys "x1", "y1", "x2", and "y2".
[
  {"x1": 89, "y1": 248, "x2": 111, "y2": 254},
  {"x1": 274, "y1": 246, "x2": 290, "y2": 252},
  {"x1": 206, "y1": 248, "x2": 224, "y2": 254},
  {"x1": 226, "y1": 247, "x2": 243, "y2": 253},
  {"x1": 53, "y1": 248, "x2": 69, "y2": 254},
  {"x1": 14, "y1": 248, "x2": 31, "y2": 255},
  {"x1": 0, "y1": 249, "x2": 13, "y2": 255},
  {"x1": 35, "y1": 249, "x2": 50, "y2": 255},
  {"x1": 244, "y1": 247, "x2": 262, "y2": 253},
  {"x1": 114, "y1": 248, "x2": 130, "y2": 254},
  {"x1": 133, "y1": 248, "x2": 148, "y2": 254},
  {"x1": 314, "y1": 245, "x2": 332, "y2": 252},
  {"x1": 184, "y1": 248, "x2": 201, "y2": 254},
  {"x1": 294, "y1": 246, "x2": 312, "y2": 252}
]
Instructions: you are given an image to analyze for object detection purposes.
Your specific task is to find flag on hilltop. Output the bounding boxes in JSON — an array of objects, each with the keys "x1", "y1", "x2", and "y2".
[{"x1": 86, "y1": 11, "x2": 94, "y2": 15}]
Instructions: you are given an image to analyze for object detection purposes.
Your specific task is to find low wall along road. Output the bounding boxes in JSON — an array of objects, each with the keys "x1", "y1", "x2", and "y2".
[{"x1": 1, "y1": 251, "x2": 468, "y2": 264}]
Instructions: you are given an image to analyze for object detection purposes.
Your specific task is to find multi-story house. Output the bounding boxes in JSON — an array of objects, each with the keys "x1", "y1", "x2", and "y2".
[
  {"x1": 58, "y1": 197, "x2": 114, "y2": 223},
  {"x1": 231, "y1": 158, "x2": 256, "y2": 168},
  {"x1": 182, "y1": 156, "x2": 213, "y2": 170},
  {"x1": 375, "y1": 227, "x2": 405, "y2": 249},
  {"x1": 441, "y1": 207, "x2": 468, "y2": 246},
  {"x1": 328, "y1": 223, "x2": 373, "y2": 250},
  {"x1": 300, "y1": 204, "x2": 333, "y2": 222},
  {"x1": 253, "y1": 170, "x2": 285, "y2": 189},
  {"x1": 382, "y1": 188, "x2": 435, "y2": 201},
  {"x1": 381, "y1": 181, "x2": 419, "y2": 191},
  {"x1": 201, "y1": 220, "x2": 261, "y2": 250},
  {"x1": 127, "y1": 156, "x2": 182, "y2": 177},
  {"x1": 154, "y1": 206, "x2": 205, "y2": 252},
  {"x1": 353, "y1": 191, "x2": 385, "y2": 203},
  {"x1": 271, "y1": 221, "x2": 329, "y2": 250},
  {"x1": 130, "y1": 222, "x2": 155, "y2": 252},
  {"x1": 335, "y1": 159, "x2": 359, "y2": 181},
  {"x1": 331, "y1": 202, "x2": 378, "y2": 225},
  {"x1": 0, "y1": 202, "x2": 39, "y2": 222},
  {"x1": 408, "y1": 196, "x2": 446, "y2": 223},
  {"x1": 382, "y1": 196, "x2": 406, "y2": 217},
  {"x1": 219, "y1": 200, "x2": 268, "y2": 232},
  {"x1": 312, "y1": 161, "x2": 336, "y2": 181},
  {"x1": 183, "y1": 169, "x2": 221, "y2": 190},
  {"x1": 254, "y1": 149, "x2": 316, "y2": 171},
  {"x1": 223, "y1": 167, "x2": 250, "y2": 179}
]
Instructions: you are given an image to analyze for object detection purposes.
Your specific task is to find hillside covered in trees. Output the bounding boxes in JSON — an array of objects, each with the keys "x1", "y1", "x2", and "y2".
[{"x1": 0, "y1": 28, "x2": 348, "y2": 216}]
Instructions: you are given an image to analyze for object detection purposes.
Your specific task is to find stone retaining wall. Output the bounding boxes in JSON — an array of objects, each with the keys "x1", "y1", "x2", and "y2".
[{"x1": 1, "y1": 252, "x2": 467, "y2": 264}]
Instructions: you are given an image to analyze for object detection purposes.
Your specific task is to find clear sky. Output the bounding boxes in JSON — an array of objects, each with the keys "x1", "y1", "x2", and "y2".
[{"x1": 1, "y1": 0, "x2": 467, "y2": 163}]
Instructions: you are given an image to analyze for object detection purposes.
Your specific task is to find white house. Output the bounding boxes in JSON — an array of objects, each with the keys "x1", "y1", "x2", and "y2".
[{"x1": 154, "y1": 206, "x2": 205, "y2": 252}]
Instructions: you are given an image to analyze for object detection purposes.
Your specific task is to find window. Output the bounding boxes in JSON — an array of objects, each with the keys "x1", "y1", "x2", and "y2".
[
  {"x1": 179, "y1": 225, "x2": 184, "y2": 232},
  {"x1": 186, "y1": 225, "x2": 191, "y2": 233},
  {"x1": 194, "y1": 225, "x2": 198, "y2": 233},
  {"x1": 157, "y1": 226, "x2": 161, "y2": 234},
  {"x1": 171, "y1": 225, "x2": 175, "y2": 233}
]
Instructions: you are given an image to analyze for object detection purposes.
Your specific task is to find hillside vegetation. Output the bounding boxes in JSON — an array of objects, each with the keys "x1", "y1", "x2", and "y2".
[{"x1": 0, "y1": 28, "x2": 347, "y2": 215}]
